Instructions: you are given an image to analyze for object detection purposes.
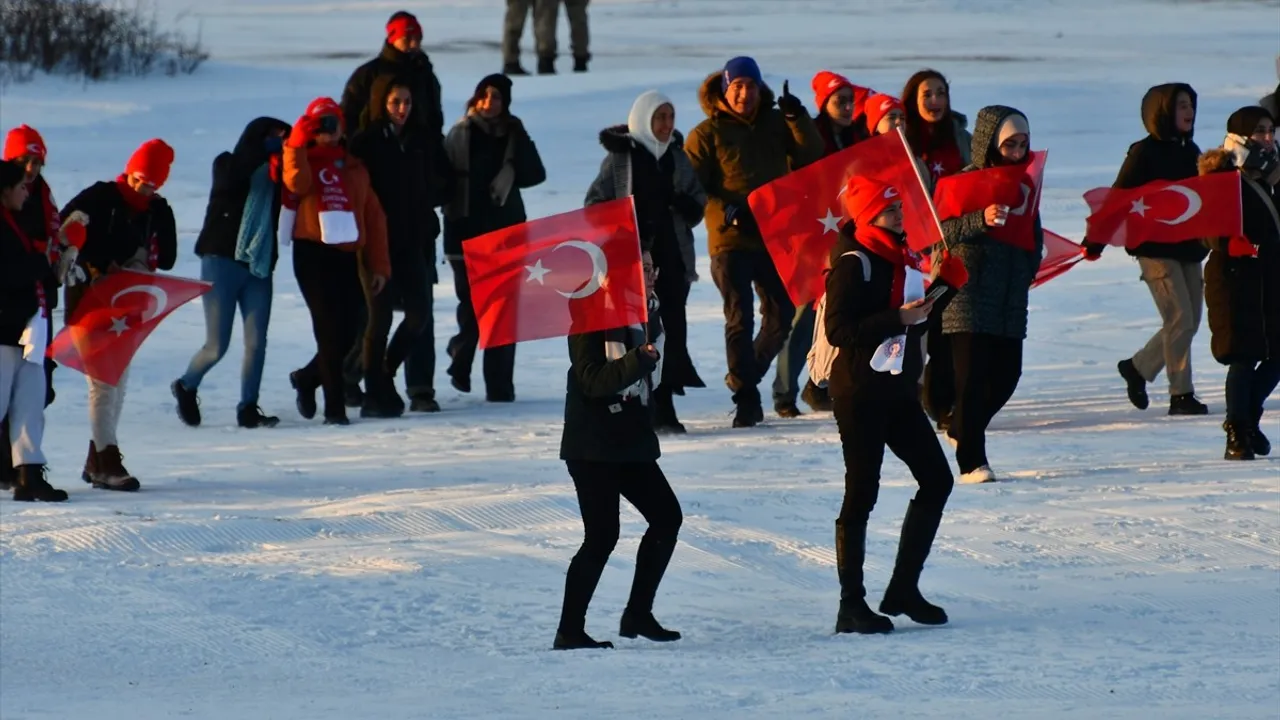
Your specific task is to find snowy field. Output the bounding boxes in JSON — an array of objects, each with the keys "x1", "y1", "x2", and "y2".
[{"x1": 2, "y1": 0, "x2": 1279, "y2": 717}]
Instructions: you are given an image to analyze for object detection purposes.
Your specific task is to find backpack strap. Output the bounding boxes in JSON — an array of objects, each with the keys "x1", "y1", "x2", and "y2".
[{"x1": 839, "y1": 250, "x2": 871, "y2": 282}]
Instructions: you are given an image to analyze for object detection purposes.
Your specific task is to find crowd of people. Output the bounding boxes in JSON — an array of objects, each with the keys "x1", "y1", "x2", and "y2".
[{"x1": 1, "y1": 10, "x2": 1276, "y2": 648}]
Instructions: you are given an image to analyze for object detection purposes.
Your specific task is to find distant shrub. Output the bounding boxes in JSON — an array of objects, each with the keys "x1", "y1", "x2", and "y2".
[{"x1": 0, "y1": 0, "x2": 209, "y2": 84}]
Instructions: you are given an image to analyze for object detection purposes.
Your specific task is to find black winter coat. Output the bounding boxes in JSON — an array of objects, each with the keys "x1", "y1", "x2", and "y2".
[
  {"x1": 14, "y1": 175, "x2": 60, "y2": 311},
  {"x1": 442, "y1": 117, "x2": 546, "y2": 256},
  {"x1": 823, "y1": 230, "x2": 926, "y2": 400},
  {"x1": 1112, "y1": 83, "x2": 1208, "y2": 262},
  {"x1": 350, "y1": 119, "x2": 441, "y2": 253},
  {"x1": 0, "y1": 211, "x2": 52, "y2": 347},
  {"x1": 193, "y1": 117, "x2": 291, "y2": 270},
  {"x1": 1201, "y1": 150, "x2": 1280, "y2": 364},
  {"x1": 60, "y1": 182, "x2": 178, "y2": 279},
  {"x1": 559, "y1": 328, "x2": 662, "y2": 464},
  {"x1": 341, "y1": 44, "x2": 445, "y2": 140}
]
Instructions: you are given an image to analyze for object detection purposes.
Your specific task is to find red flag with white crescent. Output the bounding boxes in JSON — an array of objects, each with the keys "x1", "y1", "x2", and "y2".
[
  {"x1": 463, "y1": 197, "x2": 647, "y2": 349},
  {"x1": 1083, "y1": 172, "x2": 1243, "y2": 247}
]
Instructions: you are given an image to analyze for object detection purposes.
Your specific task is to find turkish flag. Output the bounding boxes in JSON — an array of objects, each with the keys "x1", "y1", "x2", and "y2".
[
  {"x1": 48, "y1": 269, "x2": 212, "y2": 386},
  {"x1": 1032, "y1": 229, "x2": 1085, "y2": 288},
  {"x1": 1083, "y1": 172, "x2": 1242, "y2": 247},
  {"x1": 748, "y1": 127, "x2": 942, "y2": 306},
  {"x1": 934, "y1": 151, "x2": 1047, "y2": 251},
  {"x1": 463, "y1": 197, "x2": 647, "y2": 349}
]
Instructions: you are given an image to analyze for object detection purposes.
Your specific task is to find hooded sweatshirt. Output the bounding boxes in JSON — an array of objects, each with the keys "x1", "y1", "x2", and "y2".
[
  {"x1": 1111, "y1": 83, "x2": 1207, "y2": 262},
  {"x1": 195, "y1": 116, "x2": 292, "y2": 269}
]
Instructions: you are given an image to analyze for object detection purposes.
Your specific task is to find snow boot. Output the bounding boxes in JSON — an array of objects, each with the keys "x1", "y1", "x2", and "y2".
[
  {"x1": 410, "y1": 394, "x2": 441, "y2": 413},
  {"x1": 537, "y1": 56, "x2": 555, "y2": 75},
  {"x1": 619, "y1": 610, "x2": 681, "y2": 642},
  {"x1": 834, "y1": 519, "x2": 894, "y2": 634},
  {"x1": 731, "y1": 385, "x2": 763, "y2": 428},
  {"x1": 1252, "y1": 409, "x2": 1271, "y2": 456},
  {"x1": 879, "y1": 500, "x2": 948, "y2": 625},
  {"x1": 12, "y1": 464, "x2": 68, "y2": 502},
  {"x1": 553, "y1": 629, "x2": 613, "y2": 650},
  {"x1": 360, "y1": 375, "x2": 405, "y2": 419},
  {"x1": 573, "y1": 55, "x2": 589, "y2": 73},
  {"x1": 1117, "y1": 359, "x2": 1149, "y2": 410},
  {"x1": 90, "y1": 445, "x2": 140, "y2": 492},
  {"x1": 171, "y1": 379, "x2": 200, "y2": 427},
  {"x1": 237, "y1": 404, "x2": 279, "y2": 429},
  {"x1": 1169, "y1": 393, "x2": 1208, "y2": 416},
  {"x1": 81, "y1": 440, "x2": 98, "y2": 484},
  {"x1": 1224, "y1": 422, "x2": 1256, "y2": 461},
  {"x1": 774, "y1": 401, "x2": 802, "y2": 419},
  {"x1": 344, "y1": 382, "x2": 364, "y2": 408},
  {"x1": 653, "y1": 385, "x2": 686, "y2": 435},
  {"x1": 502, "y1": 61, "x2": 529, "y2": 76},
  {"x1": 290, "y1": 370, "x2": 318, "y2": 419},
  {"x1": 801, "y1": 381, "x2": 832, "y2": 412}
]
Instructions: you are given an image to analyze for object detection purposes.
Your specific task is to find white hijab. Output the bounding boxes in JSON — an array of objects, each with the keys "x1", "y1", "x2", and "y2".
[{"x1": 627, "y1": 90, "x2": 674, "y2": 159}]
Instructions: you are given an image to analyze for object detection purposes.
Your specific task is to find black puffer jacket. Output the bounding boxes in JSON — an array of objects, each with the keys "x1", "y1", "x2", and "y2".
[
  {"x1": 1200, "y1": 149, "x2": 1280, "y2": 364},
  {"x1": 939, "y1": 105, "x2": 1044, "y2": 340},
  {"x1": 0, "y1": 210, "x2": 52, "y2": 347},
  {"x1": 1112, "y1": 83, "x2": 1208, "y2": 262},
  {"x1": 60, "y1": 182, "x2": 178, "y2": 280},
  {"x1": 559, "y1": 325, "x2": 662, "y2": 464},
  {"x1": 351, "y1": 118, "x2": 441, "y2": 254},
  {"x1": 193, "y1": 117, "x2": 291, "y2": 271}
]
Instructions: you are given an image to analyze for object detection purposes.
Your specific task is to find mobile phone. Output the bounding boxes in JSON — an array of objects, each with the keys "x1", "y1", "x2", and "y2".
[
  {"x1": 317, "y1": 115, "x2": 340, "y2": 135},
  {"x1": 924, "y1": 284, "x2": 949, "y2": 302}
]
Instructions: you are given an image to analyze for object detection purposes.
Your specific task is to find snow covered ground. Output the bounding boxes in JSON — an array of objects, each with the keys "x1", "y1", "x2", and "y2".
[{"x1": 2, "y1": 0, "x2": 1278, "y2": 717}]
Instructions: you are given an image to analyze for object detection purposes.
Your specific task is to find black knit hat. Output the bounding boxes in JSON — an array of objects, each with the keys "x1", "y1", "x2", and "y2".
[
  {"x1": 471, "y1": 73, "x2": 513, "y2": 113},
  {"x1": 0, "y1": 159, "x2": 24, "y2": 190},
  {"x1": 1227, "y1": 105, "x2": 1274, "y2": 137}
]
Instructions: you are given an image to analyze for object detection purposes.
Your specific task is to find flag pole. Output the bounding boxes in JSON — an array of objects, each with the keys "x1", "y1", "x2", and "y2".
[{"x1": 896, "y1": 125, "x2": 949, "y2": 253}]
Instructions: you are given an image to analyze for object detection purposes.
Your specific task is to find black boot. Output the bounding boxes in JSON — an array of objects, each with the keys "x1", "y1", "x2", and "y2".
[
  {"x1": 619, "y1": 610, "x2": 681, "y2": 642},
  {"x1": 801, "y1": 381, "x2": 832, "y2": 412},
  {"x1": 12, "y1": 464, "x2": 68, "y2": 502},
  {"x1": 1117, "y1": 359, "x2": 1149, "y2": 410},
  {"x1": 1252, "y1": 409, "x2": 1271, "y2": 456},
  {"x1": 774, "y1": 400, "x2": 802, "y2": 418},
  {"x1": 834, "y1": 519, "x2": 894, "y2": 634},
  {"x1": 653, "y1": 385, "x2": 686, "y2": 434},
  {"x1": 1169, "y1": 393, "x2": 1208, "y2": 416},
  {"x1": 537, "y1": 56, "x2": 555, "y2": 75},
  {"x1": 360, "y1": 374, "x2": 406, "y2": 419},
  {"x1": 553, "y1": 629, "x2": 613, "y2": 650},
  {"x1": 344, "y1": 382, "x2": 364, "y2": 408},
  {"x1": 573, "y1": 55, "x2": 589, "y2": 72},
  {"x1": 290, "y1": 371, "x2": 317, "y2": 419},
  {"x1": 171, "y1": 379, "x2": 201, "y2": 427},
  {"x1": 237, "y1": 404, "x2": 279, "y2": 429},
  {"x1": 732, "y1": 385, "x2": 763, "y2": 428},
  {"x1": 1225, "y1": 422, "x2": 1256, "y2": 461},
  {"x1": 410, "y1": 393, "x2": 441, "y2": 413},
  {"x1": 879, "y1": 501, "x2": 948, "y2": 625},
  {"x1": 502, "y1": 61, "x2": 529, "y2": 76}
]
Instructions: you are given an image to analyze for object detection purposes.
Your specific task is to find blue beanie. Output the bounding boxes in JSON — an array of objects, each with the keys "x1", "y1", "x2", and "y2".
[{"x1": 722, "y1": 56, "x2": 763, "y2": 89}]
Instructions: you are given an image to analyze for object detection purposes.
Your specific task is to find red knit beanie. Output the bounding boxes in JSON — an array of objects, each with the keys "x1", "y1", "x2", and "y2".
[
  {"x1": 3, "y1": 125, "x2": 46, "y2": 162},
  {"x1": 386, "y1": 12, "x2": 422, "y2": 43},
  {"x1": 811, "y1": 71, "x2": 873, "y2": 119},
  {"x1": 864, "y1": 94, "x2": 906, "y2": 135},
  {"x1": 124, "y1": 139, "x2": 175, "y2": 189},
  {"x1": 305, "y1": 97, "x2": 345, "y2": 134},
  {"x1": 843, "y1": 175, "x2": 900, "y2": 228}
]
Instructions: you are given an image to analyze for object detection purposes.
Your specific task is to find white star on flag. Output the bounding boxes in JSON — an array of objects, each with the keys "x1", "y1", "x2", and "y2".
[
  {"x1": 818, "y1": 208, "x2": 841, "y2": 234},
  {"x1": 1130, "y1": 198, "x2": 1149, "y2": 216},
  {"x1": 525, "y1": 259, "x2": 550, "y2": 285},
  {"x1": 109, "y1": 316, "x2": 130, "y2": 336},
  {"x1": 932, "y1": 162, "x2": 944, "y2": 176}
]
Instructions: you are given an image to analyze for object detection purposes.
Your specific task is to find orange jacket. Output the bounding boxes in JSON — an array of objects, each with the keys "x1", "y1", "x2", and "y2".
[{"x1": 283, "y1": 145, "x2": 390, "y2": 278}]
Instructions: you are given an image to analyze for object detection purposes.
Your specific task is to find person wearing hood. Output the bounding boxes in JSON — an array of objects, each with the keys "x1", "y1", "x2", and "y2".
[
  {"x1": 585, "y1": 90, "x2": 707, "y2": 433},
  {"x1": 1260, "y1": 55, "x2": 1280, "y2": 120},
  {"x1": 1199, "y1": 107, "x2": 1280, "y2": 461},
  {"x1": 938, "y1": 106, "x2": 1044, "y2": 484},
  {"x1": 1089, "y1": 84, "x2": 1210, "y2": 417},
  {"x1": 442, "y1": 74, "x2": 547, "y2": 402},
  {"x1": 824, "y1": 175, "x2": 958, "y2": 635},
  {"x1": 172, "y1": 117, "x2": 290, "y2": 431},
  {"x1": 284, "y1": 98, "x2": 391, "y2": 427},
  {"x1": 351, "y1": 74, "x2": 444, "y2": 416},
  {"x1": 554, "y1": 251, "x2": 683, "y2": 650},
  {"x1": 61, "y1": 138, "x2": 179, "y2": 492},
  {"x1": 0, "y1": 159, "x2": 67, "y2": 502},
  {"x1": 684, "y1": 56, "x2": 825, "y2": 428},
  {"x1": 902, "y1": 69, "x2": 972, "y2": 434}
]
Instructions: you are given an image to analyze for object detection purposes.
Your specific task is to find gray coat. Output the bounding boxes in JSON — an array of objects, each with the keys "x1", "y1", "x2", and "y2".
[
  {"x1": 940, "y1": 105, "x2": 1044, "y2": 340},
  {"x1": 585, "y1": 126, "x2": 707, "y2": 283}
]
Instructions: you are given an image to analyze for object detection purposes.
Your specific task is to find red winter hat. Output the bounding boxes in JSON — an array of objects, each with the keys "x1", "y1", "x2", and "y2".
[
  {"x1": 811, "y1": 71, "x2": 874, "y2": 118},
  {"x1": 3, "y1": 124, "x2": 46, "y2": 162},
  {"x1": 304, "y1": 96, "x2": 345, "y2": 134},
  {"x1": 124, "y1": 139, "x2": 175, "y2": 189},
  {"x1": 864, "y1": 94, "x2": 905, "y2": 135},
  {"x1": 843, "y1": 175, "x2": 901, "y2": 228},
  {"x1": 386, "y1": 12, "x2": 422, "y2": 43}
]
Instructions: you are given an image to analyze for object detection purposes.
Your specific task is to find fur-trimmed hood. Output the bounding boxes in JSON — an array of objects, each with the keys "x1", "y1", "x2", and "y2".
[
  {"x1": 598, "y1": 125, "x2": 686, "y2": 154},
  {"x1": 1198, "y1": 147, "x2": 1236, "y2": 176},
  {"x1": 698, "y1": 71, "x2": 777, "y2": 121}
]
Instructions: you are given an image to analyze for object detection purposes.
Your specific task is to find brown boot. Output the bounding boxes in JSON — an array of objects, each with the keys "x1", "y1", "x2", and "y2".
[
  {"x1": 81, "y1": 440, "x2": 99, "y2": 484},
  {"x1": 90, "y1": 445, "x2": 140, "y2": 492}
]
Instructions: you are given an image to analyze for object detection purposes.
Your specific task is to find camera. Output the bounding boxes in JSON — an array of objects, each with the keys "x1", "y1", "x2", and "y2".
[{"x1": 317, "y1": 115, "x2": 340, "y2": 135}]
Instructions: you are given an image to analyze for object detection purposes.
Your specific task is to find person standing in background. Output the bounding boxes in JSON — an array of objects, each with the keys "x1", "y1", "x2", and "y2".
[{"x1": 504, "y1": 0, "x2": 590, "y2": 75}]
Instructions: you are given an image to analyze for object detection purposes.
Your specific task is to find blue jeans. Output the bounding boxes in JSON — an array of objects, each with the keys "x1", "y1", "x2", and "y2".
[
  {"x1": 772, "y1": 303, "x2": 815, "y2": 404},
  {"x1": 1226, "y1": 359, "x2": 1280, "y2": 427},
  {"x1": 180, "y1": 255, "x2": 273, "y2": 407}
]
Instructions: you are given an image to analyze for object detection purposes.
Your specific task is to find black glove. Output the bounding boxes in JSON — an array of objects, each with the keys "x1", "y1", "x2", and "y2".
[
  {"x1": 776, "y1": 80, "x2": 805, "y2": 119},
  {"x1": 721, "y1": 203, "x2": 757, "y2": 233},
  {"x1": 1083, "y1": 241, "x2": 1104, "y2": 261},
  {"x1": 671, "y1": 193, "x2": 703, "y2": 223}
]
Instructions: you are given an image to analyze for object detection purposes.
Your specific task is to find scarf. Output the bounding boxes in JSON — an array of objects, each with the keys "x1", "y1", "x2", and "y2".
[
  {"x1": 234, "y1": 163, "x2": 277, "y2": 278},
  {"x1": 114, "y1": 175, "x2": 160, "y2": 269},
  {"x1": 279, "y1": 145, "x2": 358, "y2": 247},
  {"x1": 603, "y1": 294, "x2": 665, "y2": 404},
  {"x1": 443, "y1": 112, "x2": 518, "y2": 223},
  {"x1": 2, "y1": 208, "x2": 47, "y2": 365},
  {"x1": 856, "y1": 225, "x2": 924, "y2": 375},
  {"x1": 33, "y1": 179, "x2": 59, "y2": 255}
]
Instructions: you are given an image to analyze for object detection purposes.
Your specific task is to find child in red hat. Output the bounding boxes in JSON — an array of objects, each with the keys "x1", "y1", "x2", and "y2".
[{"x1": 823, "y1": 173, "x2": 959, "y2": 637}]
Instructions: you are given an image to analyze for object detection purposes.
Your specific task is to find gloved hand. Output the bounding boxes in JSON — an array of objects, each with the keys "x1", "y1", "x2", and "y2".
[
  {"x1": 286, "y1": 115, "x2": 319, "y2": 149},
  {"x1": 776, "y1": 80, "x2": 805, "y2": 119},
  {"x1": 1083, "y1": 241, "x2": 1105, "y2": 261},
  {"x1": 722, "y1": 203, "x2": 757, "y2": 233},
  {"x1": 57, "y1": 246, "x2": 87, "y2": 287},
  {"x1": 59, "y1": 210, "x2": 89, "y2": 249}
]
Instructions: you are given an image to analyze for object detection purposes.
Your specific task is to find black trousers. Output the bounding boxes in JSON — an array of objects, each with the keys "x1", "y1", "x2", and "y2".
[
  {"x1": 293, "y1": 241, "x2": 363, "y2": 420},
  {"x1": 362, "y1": 244, "x2": 433, "y2": 395},
  {"x1": 709, "y1": 250, "x2": 795, "y2": 392},
  {"x1": 921, "y1": 300, "x2": 955, "y2": 422},
  {"x1": 949, "y1": 332, "x2": 1024, "y2": 473},
  {"x1": 654, "y1": 267, "x2": 697, "y2": 392},
  {"x1": 446, "y1": 256, "x2": 516, "y2": 399},
  {"x1": 558, "y1": 459, "x2": 683, "y2": 633}
]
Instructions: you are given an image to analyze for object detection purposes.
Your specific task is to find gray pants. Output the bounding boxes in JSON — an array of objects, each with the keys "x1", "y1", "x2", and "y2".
[
  {"x1": 87, "y1": 368, "x2": 128, "y2": 448},
  {"x1": 0, "y1": 346, "x2": 46, "y2": 467},
  {"x1": 1131, "y1": 257, "x2": 1203, "y2": 397},
  {"x1": 503, "y1": 0, "x2": 589, "y2": 63}
]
